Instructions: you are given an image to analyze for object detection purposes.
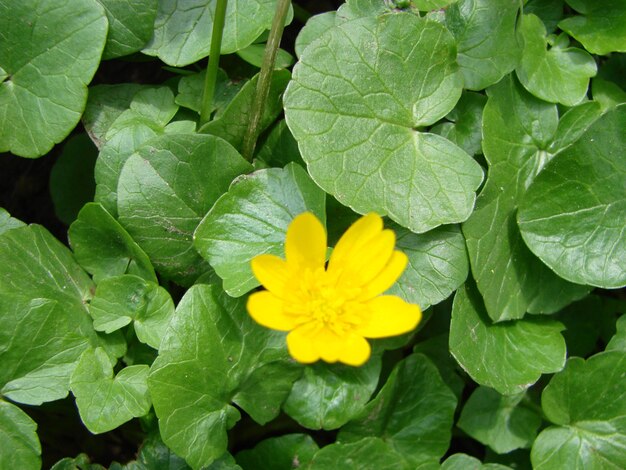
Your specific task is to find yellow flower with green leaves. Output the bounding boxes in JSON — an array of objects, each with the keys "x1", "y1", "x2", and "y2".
[{"x1": 247, "y1": 212, "x2": 422, "y2": 366}]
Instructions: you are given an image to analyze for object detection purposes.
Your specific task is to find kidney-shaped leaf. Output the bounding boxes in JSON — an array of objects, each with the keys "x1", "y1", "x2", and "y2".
[
  {"x1": 149, "y1": 284, "x2": 301, "y2": 469},
  {"x1": 339, "y1": 353, "x2": 457, "y2": 466},
  {"x1": 194, "y1": 163, "x2": 326, "y2": 297},
  {"x1": 284, "y1": 12, "x2": 482, "y2": 233},
  {"x1": 0, "y1": 0, "x2": 107, "y2": 157},
  {"x1": 450, "y1": 282, "x2": 566, "y2": 395},
  {"x1": 97, "y1": 0, "x2": 158, "y2": 59},
  {"x1": 70, "y1": 348, "x2": 151, "y2": 434},
  {"x1": 0, "y1": 401, "x2": 41, "y2": 470},
  {"x1": 117, "y1": 133, "x2": 252, "y2": 286},
  {"x1": 518, "y1": 105, "x2": 626, "y2": 289},
  {"x1": 531, "y1": 351, "x2": 626, "y2": 469}
]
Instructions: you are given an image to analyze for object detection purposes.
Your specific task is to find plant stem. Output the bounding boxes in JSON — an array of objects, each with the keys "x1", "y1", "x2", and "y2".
[
  {"x1": 241, "y1": 0, "x2": 291, "y2": 162},
  {"x1": 199, "y1": 0, "x2": 228, "y2": 126}
]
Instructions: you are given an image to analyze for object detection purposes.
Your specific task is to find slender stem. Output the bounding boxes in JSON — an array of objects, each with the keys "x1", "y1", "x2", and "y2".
[
  {"x1": 241, "y1": 0, "x2": 291, "y2": 162},
  {"x1": 199, "y1": 0, "x2": 228, "y2": 126}
]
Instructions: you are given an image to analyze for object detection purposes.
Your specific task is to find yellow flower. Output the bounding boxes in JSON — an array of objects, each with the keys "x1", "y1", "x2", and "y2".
[{"x1": 247, "y1": 212, "x2": 422, "y2": 366}]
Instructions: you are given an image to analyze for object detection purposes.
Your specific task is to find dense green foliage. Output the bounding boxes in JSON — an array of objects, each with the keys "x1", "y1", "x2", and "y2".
[{"x1": 0, "y1": 0, "x2": 625, "y2": 468}]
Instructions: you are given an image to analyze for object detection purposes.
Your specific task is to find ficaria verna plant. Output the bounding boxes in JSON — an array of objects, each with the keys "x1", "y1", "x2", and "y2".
[{"x1": 0, "y1": 0, "x2": 625, "y2": 469}]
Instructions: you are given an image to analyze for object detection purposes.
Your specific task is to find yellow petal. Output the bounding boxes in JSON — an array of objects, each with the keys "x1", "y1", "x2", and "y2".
[
  {"x1": 251, "y1": 254, "x2": 290, "y2": 296},
  {"x1": 328, "y1": 213, "x2": 382, "y2": 272},
  {"x1": 357, "y1": 295, "x2": 421, "y2": 338},
  {"x1": 360, "y1": 251, "x2": 408, "y2": 299},
  {"x1": 247, "y1": 291, "x2": 297, "y2": 331},
  {"x1": 285, "y1": 212, "x2": 327, "y2": 271},
  {"x1": 338, "y1": 333, "x2": 371, "y2": 366},
  {"x1": 336, "y1": 229, "x2": 396, "y2": 287},
  {"x1": 313, "y1": 327, "x2": 344, "y2": 363},
  {"x1": 287, "y1": 326, "x2": 320, "y2": 363}
]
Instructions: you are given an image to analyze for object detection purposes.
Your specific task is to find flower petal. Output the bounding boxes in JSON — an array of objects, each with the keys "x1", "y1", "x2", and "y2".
[
  {"x1": 247, "y1": 291, "x2": 297, "y2": 331},
  {"x1": 285, "y1": 212, "x2": 327, "y2": 271},
  {"x1": 338, "y1": 333, "x2": 371, "y2": 366},
  {"x1": 287, "y1": 326, "x2": 320, "y2": 363},
  {"x1": 251, "y1": 254, "x2": 290, "y2": 296},
  {"x1": 329, "y1": 213, "x2": 383, "y2": 272},
  {"x1": 313, "y1": 327, "x2": 344, "y2": 363},
  {"x1": 357, "y1": 295, "x2": 422, "y2": 338},
  {"x1": 360, "y1": 251, "x2": 408, "y2": 299}
]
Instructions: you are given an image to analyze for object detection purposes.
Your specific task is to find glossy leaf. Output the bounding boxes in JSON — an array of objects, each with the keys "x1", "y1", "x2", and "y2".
[
  {"x1": 148, "y1": 284, "x2": 301, "y2": 469},
  {"x1": 463, "y1": 74, "x2": 589, "y2": 322},
  {"x1": 70, "y1": 348, "x2": 150, "y2": 434},
  {"x1": 340, "y1": 353, "x2": 457, "y2": 465},
  {"x1": 0, "y1": 208, "x2": 24, "y2": 235},
  {"x1": 94, "y1": 86, "x2": 179, "y2": 216},
  {"x1": 446, "y1": 0, "x2": 522, "y2": 90},
  {"x1": 458, "y1": 387, "x2": 541, "y2": 454},
  {"x1": 518, "y1": 105, "x2": 626, "y2": 289},
  {"x1": 69, "y1": 203, "x2": 157, "y2": 284},
  {"x1": 194, "y1": 163, "x2": 326, "y2": 297},
  {"x1": 516, "y1": 14, "x2": 596, "y2": 106},
  {"x1": 450, "y1": 282, "x2": 566, "y2": 395},
  {"x1": 558, "y1": 0, "x2": 626, "y2": 55},
  {"x1": 0, "y1": 401, "x2": 41, "y2": 470},
  {"x1": 285, "y1": 13, "x2": 483, "y2": 233},
  {"x1": 117, "y1": 133, "x2": 251, "y2": 286},
  {"x1": 294, "y1": 12, "x2": 336, "y2": 58},
  {"x1": 0, "y1": 0, "x2": 107, "y2": 157},
  {"x1": 441, "y1": 453, "x2": 511, "y2": 470},
  {"x1": 89, "y1": 275, "x2": 175, "y2": 349},
  {"x1": 607, "y1": 315, "x2": 626, "y2": 352},
  {"x1": 143, "y1": 0, "x2": 279, "y2": 66},
  {"x1": 175, "y1": 69, "x2": 243, "y2": 115},
  {"x1": 283, "y1": 358, "x2": 381, "y2": 430},
  {"x1": 97, "y1": 0, "x2": 158, "y2": 59},
  {"x1": 389, "y1": 224, "x2": 468, "y2": 310},
  {"x1": 308, "y1": 438, "x2": 408, "y2": 470},
  {"x1": 236, "y1": 434, "x2": 318, "y2": 470},
  {"x1": 531, "y1": 351, "x2": 626, "y2": 469}
]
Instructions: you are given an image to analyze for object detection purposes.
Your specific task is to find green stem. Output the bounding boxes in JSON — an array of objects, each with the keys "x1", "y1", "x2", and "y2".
[
  {"x1": 241, "y1": 0, "x2": 291, "y2": 162},
  {"x1": 199, "y1": 0, "x2": 228, "y2": 126}
]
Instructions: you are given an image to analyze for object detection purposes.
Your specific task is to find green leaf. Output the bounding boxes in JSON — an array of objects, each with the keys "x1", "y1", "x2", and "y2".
[
  {"x1": 194, "y1": 163, "x2": 326, "y2": 297},
  {"x1": 0, "y1": 208, "x2": 25, "y2": 235},
  {"x1": 97, "y1": 0, "x2": 158, "y2": 59},
  {"x1": 70, "y1": 348, "x2": 151, "y2": 434},
  {"x1": 0, "y1": 400, "x2": 41, "y2": 470},
  {"x1": 548, "y1": 100, "x2": 603, "y2": 153},
  {"x1": 294, "y1": 12, "x2": 336, "y2": 58},
  {"x1": 50, "y1": 134, "x2": 98, "y2": 225},
  {"x1": 0, "y1": 0, "x2": 107, "y2": 157},
  {"x1": 413, "y1": 334, "x2": 465, "y2": 398},
  {"x1": 531, "y1": 351, "x2": 626, "y2": 469},
  {"x1": 236, "y1": 434, "x2": 318, "y2": 470},
  {"x1": 143, "y1": 0, "x2": 279, "y2": 66},
  {"x1": 525, "y1": 0, "x2": 564, "y2": 33},
  {"x1": 236, "y1": 44, "x2": 294, "y2": 69},
  {"x1": 82, "y1": 84, "x2": 144, "y2": 149},
  {"x1": 518, "y1": 105, "x2": 626, "y2": 289},
  {"x1": 149, "y1": 284, "x2": 301, "y2": 469},
  {"x1": 389, "y1": 224, "x2": 468, "y2": 310},
  {"x1": 592, "y1": 78, "x2": 626, "y2": 111},
  {"x1": 441, "y1": 453, "x2": 511, "y2": 470},
  {"x1": 307, "y1": 438, "x2": 408, "y2": 470},
  {"x1": 112, "y1": 433, "x2": 191, "y2": 470},
  {"x1": 431, "y1": 91, "x2": 487, "y2": 156},
  {"x1": 285, "y1": 13, "x2": 482, "y2": 233},
  {"x1": 94, "y1": 86, "x2": 179, "y2": 216},
  {"x1": 175, "y1": 69, "x2": 244, "y2": 115},
  {"x1": 89, "y1": 275, "x2": 175, "y2": 349},
  {"x1": 458, "y1": 387, "x2": 541, "y2": 454},
  {"x1": 449, "y1": 282, "x2": 566, "y2": 395},
  {"x1": 446, "y1": 0, "x2": 522, "y2": 91},
  {"x1": 516, "y1": 14, "x2": 596, "y2": 106},
  {"x1": 415, "y1": 0, "x2": 458, "y2": 10},
  {"x1": 69, "y1": 203, "x2": 157, "y2": 284},
  {"x1": 117, "y1": 133, "x2": 252, "y2": 286},
  {"x1": 607, "y1": 314, "x2": 626, "y2": 352},
  {"x1": 283, "y1": 358, "x2": 381, "y2": 430},
  {"x1": 51, "y1": 454, "x2": 106, "y2": 470},
  {"x1": 200, "y1": 70, "x2": 290, "y2": 153},
  {"x1": 463, "y1": 74, "x2": 589, "y2": 322},
  {"x1": 340, "y1": 353, "x2": 457, "y2": 465},
  {"x1": 558, "y1": 0, "x2": 626, "y2": 55}
]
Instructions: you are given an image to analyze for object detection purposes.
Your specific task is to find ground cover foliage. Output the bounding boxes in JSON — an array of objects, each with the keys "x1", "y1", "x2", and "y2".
[{"x1": 0, "y1": 0, "x2": 625, "y2": 468}]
